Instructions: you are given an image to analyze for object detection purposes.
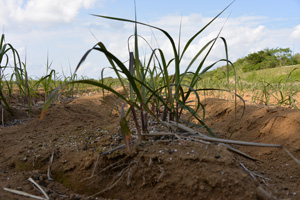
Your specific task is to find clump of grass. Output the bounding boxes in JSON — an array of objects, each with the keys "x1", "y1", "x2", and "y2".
[
  {"x1": 0, "y1": 33, "x2": 20, "y2": 124},
  {"x1": 41, "y1": 1, "x2": 242, "y2": 148},
  {"x1": 239, "y1": 68, "x2": 300, "y2": 107},
  {"x1": 1, "y1": 34, "x2": 89, "y2": 125},
  {"x1": 40, "y1": 55, "x2": 57, "y2": 101}
]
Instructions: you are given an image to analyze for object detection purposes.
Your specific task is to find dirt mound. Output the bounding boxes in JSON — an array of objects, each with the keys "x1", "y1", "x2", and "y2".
[{"x1": 1, "y1": 94, "x2": 300, "y2": 199}]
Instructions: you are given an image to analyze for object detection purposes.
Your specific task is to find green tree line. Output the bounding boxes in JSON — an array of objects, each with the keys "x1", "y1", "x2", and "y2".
[
  {"x1": 236, "y1": 47, "x2": 300, "y2": 72},
  {"x1": 206, "y1": 47, "x2": 300, "y2": 80}
]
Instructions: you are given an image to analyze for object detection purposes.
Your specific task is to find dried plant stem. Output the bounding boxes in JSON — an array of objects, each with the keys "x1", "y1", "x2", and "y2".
[
  {"x1": 47, "y1": 152, "x2": 54, "y2": 181},
  {"x1": 181, "y1": 136, "x2": 211, "y2": 145},
  {"x1": 179, "y1": 136, "x2": 256, "y2": 160},
  {"x1": 174, "y1": 133, "x2": 185, "y2": 141},
  {"x1": 143, "y1": 132, "x2": 175, "y2": 137},
  {"x1": 283, "y1": 147, "x2": 300, "y2": 165},
  {"x1": 28, "y1": 177, "x2": 49, "y2": 200},
  {"x1": 239, "y1": 162, "x2": 258, "y2": 182},
  {"x1": 193, "y1": 135, "x2": 280, "y2": 147},
  {"x1": 169, "y1": 121, "x2": 208, "y2": 138},
  {"x1": 144, "y1": 131, "x2": 255, "y2": 160},
  {"x1": 169, "y1": 121, "x2": 281, "y2": 147},
  {"x1": 176, "y1": 122, "x2": 300, "y2": 166},
  {"x1": 147, "y1": 121, "x2": 300, "y2": 165},
  {"x1": 3, "y1": 187, "x2": 46, "y2": 200},
  {"x1": 239, "y1": 162, "x2": 270, "y2": 187},
  {"x1": 3, "y1": 177, "x2": 49, "y2": 200},
  {"x1": 218, "y1": 143, "x2": 257, "y2": 161}
]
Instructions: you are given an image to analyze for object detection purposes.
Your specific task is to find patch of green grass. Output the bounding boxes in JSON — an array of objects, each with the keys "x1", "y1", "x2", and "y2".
[{"x1": 237, "y1": 64, "x2": 300, "y2": 83}]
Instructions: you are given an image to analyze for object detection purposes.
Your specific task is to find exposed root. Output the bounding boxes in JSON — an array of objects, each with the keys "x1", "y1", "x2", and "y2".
[
  {"x1": 157, "y1": 165, "x2": 165, "y2": 182},
  {"x1": 81, "y1": 156, "x2": 129, "y2": 182},
  {"x1": 89, "y1": 161, "x2": 136, "y2": 197},
  {"x1": 91, "y1": 153, "x2": 100, "y2": 177},
  {"x1": 88, "y1": 140, "x2": 137, "y2": 179},
  {"x1": 127, "y1": 167, "x2": 132, "y2": 186}
]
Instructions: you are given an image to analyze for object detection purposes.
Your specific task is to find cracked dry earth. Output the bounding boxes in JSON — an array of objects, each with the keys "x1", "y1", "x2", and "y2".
[{"x1": 1, "y1": 92, "x2": 300, "y2": 200}]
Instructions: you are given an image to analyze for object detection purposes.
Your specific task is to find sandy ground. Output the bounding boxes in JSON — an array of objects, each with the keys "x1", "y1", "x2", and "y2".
[{"x1": 1, "y1": 92, "x2": 300, "y2": 200}]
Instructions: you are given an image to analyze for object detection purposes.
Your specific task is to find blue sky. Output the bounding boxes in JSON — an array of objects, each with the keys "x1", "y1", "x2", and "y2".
[
  {"x1": 102, "y1": 1, "x2": 299, "y2": 19},
  {"x1": 89, "y1": 0, "x2": 300, "y2": 28},
  {"x1": 1, "y1": 0, "x2": 300, "y2": 78}
]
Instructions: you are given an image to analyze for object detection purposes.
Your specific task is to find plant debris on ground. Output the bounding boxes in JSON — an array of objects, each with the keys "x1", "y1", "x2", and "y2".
[{"x1": 1, "y1": 93, "x2": 300, "y2": 200}]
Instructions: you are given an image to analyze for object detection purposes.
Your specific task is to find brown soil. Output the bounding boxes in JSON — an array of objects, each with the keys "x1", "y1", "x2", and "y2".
[{"x1": 1, "y1": 93, "x2": 300, "y2": 200}]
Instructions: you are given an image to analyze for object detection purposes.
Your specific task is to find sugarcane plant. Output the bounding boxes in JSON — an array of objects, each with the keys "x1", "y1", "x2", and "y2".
[
  {"x1": 0, "y1": 34, "x2": 21, "y2": 125},
  {"x1": 41, "y1": 1, "x2": 244, "y2": 149}
]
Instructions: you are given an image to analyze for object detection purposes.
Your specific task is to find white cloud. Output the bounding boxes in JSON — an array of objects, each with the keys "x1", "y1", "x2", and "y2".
[
  {"x1": 1, "y1": 6, "x2": 299, "y2": 79},
  {"x1": 291, "y1": 24, "x2": 300, "y2": 40},
  {"x1": 126, "y1": 14, "x2": 299, "y2": 74},
  {"x1": 18, "y1": 0, "x2": 96, "y2": 23},
  {"x1": 0, "y1": 0, "x2": 97, "y2": 26},
  {"x1": 0, "y1": 0, "x2": 9, "y2": 26},
  {"x1": 78, "y1": 14, "x2": 300, "y2": 76}
]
